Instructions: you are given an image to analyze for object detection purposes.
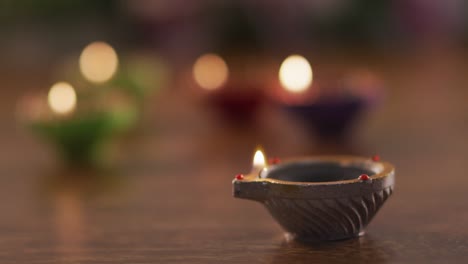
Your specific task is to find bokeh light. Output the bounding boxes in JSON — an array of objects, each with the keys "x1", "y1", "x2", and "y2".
[
  {"x1": 193, "y1": 53, "x2": 228, "y2": 90},
  {"x1": 48, "y1": 82, "x2": 77, "y2": 115},
  {"x1": 79, "y1": 41, "x2": 119, "y2": 84},
  {"x1": 279, "y1": 55, "x2": 313, "y2": 93}
]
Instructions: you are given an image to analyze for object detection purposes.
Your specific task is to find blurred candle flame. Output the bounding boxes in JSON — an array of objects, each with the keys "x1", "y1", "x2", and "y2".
[
  {"x1": 79, "y1": 41, "x2": 118, "y2": 83},
  {"x1": 279, "y1": 55, "x2": 313, "y2": 93},
  {"x1": 253, "y1": 149, "x2": 266, "y2": 170},
  {"x1": 193, "y1": 53, "x2": 228, "y2": 90},
  {"x1": 48, "y1": 82, "x2": 77, "y2": 115}
]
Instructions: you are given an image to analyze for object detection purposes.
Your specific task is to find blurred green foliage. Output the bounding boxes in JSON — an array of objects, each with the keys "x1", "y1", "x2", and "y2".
[{"x1": 306, "y1": 0, "x2": 391, "y2": 47}]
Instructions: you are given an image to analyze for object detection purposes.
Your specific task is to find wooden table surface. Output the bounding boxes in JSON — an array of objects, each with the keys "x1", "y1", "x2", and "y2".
[{"x1": 1, "y1": 51, "x2": 467, "y2": 263}]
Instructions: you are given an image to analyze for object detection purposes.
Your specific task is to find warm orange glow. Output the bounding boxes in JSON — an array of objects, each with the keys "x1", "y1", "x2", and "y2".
[
  {"x1": 79, "y1": 41, "x2": 118, "y2": 83},
  {"x1": 279, "y1": 55, "x2": 313, "y2": 93},
  {"x1": 193, "y1": 53, "x2": 228, "y2": 90},
  {"x1": 48, "y1": 82, "x2": 77, "y2": 115}
]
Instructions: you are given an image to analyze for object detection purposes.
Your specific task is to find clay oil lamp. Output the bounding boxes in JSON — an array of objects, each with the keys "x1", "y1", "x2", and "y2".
[
  {"x1": 192, "y1": 53, "x2": 264, "y2": 121},
  {"x1": 233, "y1": 149, "x2": 395, "y2": 242},
  {"x1": 270, "y1": 55, "x2": 382, "y2": 141},
  {"x1": 18, "y1": 82, "x2": 137, "y2": 165}
]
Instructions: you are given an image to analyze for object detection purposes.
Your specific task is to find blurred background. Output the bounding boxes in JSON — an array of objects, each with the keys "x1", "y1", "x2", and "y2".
[
  {"x1": 1, "y1": 1, "x2": 468, "y2": 262},
  {"x1": 4, "y1": 0, "x2": 467, "y2": 157}
]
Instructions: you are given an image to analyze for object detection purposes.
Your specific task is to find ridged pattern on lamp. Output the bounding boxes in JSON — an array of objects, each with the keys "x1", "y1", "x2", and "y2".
[{"x1": 264, "y1": 186, "x2": 393, "y2": 241}]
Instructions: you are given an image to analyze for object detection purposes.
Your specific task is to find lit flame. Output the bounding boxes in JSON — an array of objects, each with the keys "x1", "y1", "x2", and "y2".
[
  {"x1": 79, "y1": 41, "x2": 118, "y2": 83},
  {"x1": 48, "y1": 82, "x2": 77, "y2": 115},
  {"x1": 193, "y1": 53, "x2": 228, "y2": 90},
  {"x1": 253, "y1": 149, "x2": 266, "y2": 170},
  {"x1": 279, "y1": 55, "x2": 313, "y2": 93}
]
